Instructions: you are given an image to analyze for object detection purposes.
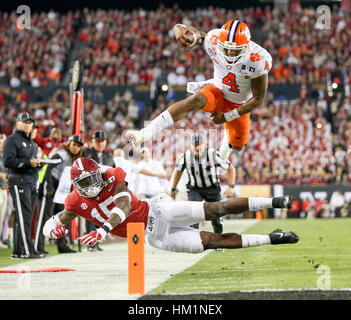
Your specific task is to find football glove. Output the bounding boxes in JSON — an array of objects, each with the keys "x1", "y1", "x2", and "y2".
[
  {"x1": 78, "y1": 228, "x2": 107, "y2": 247},
  {"x1": 50, "y1": 225, "x2": 69, "y2": 239}
]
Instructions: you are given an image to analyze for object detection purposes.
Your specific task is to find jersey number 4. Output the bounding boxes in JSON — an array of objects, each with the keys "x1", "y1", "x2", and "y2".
[{"x1": 222, "y1": 73, "x2": 240, "y2": 93}]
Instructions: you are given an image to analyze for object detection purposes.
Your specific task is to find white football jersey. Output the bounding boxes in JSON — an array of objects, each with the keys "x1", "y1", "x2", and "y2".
[{"x1": 202, "y1": 28, "x2": 272, "y2": 105}]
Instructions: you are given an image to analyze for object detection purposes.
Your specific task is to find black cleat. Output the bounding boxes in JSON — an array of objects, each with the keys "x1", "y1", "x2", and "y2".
[
  {"x1": 269, "y1": 229, "x2": 299, "y2": 245},
  {"x1": 212, "y1": 218, "x2": 223, "y2": 234},
  {"x1": 272, "y1": 195, "x2": 295, "y2": 209},
  {"x1": 58, "y1": 245, "x2": 77, "y2": 254}
]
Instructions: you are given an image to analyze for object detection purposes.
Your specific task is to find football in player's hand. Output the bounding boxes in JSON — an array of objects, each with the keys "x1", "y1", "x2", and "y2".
[
  {"x1": 174, "y1": 25, "x2": 198, "y2": 48},
  {"x1": 183, "y1": 29, "x2": 195, "y2": 44}
]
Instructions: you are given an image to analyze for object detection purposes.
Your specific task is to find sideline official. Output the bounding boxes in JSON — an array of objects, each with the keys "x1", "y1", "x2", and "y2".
[
  {"x1": 3, "y1": 113, "x2": 43, "y2": 259},
  {"x1": 170, "y1": 133, "x2": 236, "y2": 234}
]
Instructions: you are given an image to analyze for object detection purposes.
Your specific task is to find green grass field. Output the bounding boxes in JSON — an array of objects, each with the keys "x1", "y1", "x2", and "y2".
[
  {"x1": 0, "y1": 244, "x2": 61, "y2": 268},
  {"x1": 151, "y1": 218, "x2": 351, "y2": 294}
]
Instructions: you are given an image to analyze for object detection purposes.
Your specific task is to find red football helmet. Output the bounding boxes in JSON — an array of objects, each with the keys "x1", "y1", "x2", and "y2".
[
  {"x1": 71, "y1": 157, "x2": 104, "y2": 198},
  {"x1": 218, "y1": 20, "x2": 251, "y2": 65}
]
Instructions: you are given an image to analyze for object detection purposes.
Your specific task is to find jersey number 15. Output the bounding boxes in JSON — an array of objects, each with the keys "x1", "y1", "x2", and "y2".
[{"x1": 90, "y1": 196, "x2": 114, "y2": 223}]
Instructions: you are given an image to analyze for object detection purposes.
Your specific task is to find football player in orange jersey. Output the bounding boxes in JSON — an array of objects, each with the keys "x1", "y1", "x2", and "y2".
[{"x1": 126, "y1": 20, "x2": 272, "y2": 160}]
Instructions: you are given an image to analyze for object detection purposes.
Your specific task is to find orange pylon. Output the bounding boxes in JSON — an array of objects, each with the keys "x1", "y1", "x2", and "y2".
[{"x1": 127, "y1": 222, "x2": 145, "y2": 295}]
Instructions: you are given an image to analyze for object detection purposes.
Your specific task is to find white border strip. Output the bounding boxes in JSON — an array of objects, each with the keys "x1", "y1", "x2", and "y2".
[{"x1": 14, "y1": 185, "x2": 29, "y2": 256}]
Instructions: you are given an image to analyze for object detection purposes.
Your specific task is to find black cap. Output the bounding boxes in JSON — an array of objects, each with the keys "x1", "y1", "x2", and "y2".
[
  {"x1": 191, "y1": 133, "x2": 204, "y2": 144},
  {"x1": 68, "y1": 135, "x2": 84, "y2": 145},
  {"x1": 17, "y1": 112, "x2": 34, "y2": 123},
  {"x1": 92, "y1": 130, "x2": 107, "y2": 141}
]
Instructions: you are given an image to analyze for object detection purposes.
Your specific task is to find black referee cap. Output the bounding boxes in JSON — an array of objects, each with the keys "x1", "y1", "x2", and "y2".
[
  {"x1": 92, "y1": 130, "x2": 107, "y2": 141},
  {"x1": 17, "y1": 112, "x2": 34, "y2": 123},
  {"x1": 191, "y1": 133, "x2": 204, "y2": 144},
  {"x1": 68, "y1": 135, "x2": 84, "y2": 145}
]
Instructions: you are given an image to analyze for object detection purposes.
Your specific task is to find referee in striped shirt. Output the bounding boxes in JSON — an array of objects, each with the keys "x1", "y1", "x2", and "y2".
[{"x1": 170, "y1": 133, "x2": 236, "y2": 234}]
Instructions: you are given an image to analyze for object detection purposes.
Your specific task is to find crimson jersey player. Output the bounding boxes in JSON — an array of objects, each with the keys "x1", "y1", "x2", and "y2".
[
  {"x1": 43, "y1": 157, "x2": 299, "y2": 253},
  {"x1": 64, "y1": 164, "x2": 148, "y2": 238}
]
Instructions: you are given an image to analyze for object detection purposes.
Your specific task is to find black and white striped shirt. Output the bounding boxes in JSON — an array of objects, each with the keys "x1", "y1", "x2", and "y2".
[{"x1": 176, "y1": 148, "x2": 230, "y2": 189}]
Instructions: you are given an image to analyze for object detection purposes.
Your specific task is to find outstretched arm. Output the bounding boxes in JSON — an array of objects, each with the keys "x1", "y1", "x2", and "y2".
[
  {"x1": 139, "y1": 168, "x2": 166, "y2": 179},
  {"x1": 43, "y1": 209, "x2": 77, "y2": 239}
]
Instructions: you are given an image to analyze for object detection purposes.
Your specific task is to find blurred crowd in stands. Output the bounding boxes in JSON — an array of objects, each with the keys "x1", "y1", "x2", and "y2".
[
  {"x1": 0, "y1": 4, "x2": 350, "y2": 186},
  {"x1": 0, "y1": 82, "x2": 350, "y2": 186},
  {"x1": 0, "y1": 4, "x2": 350, "y2": 87}
]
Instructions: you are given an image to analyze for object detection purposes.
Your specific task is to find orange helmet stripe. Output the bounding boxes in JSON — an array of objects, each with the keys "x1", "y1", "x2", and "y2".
[{"x1": 221, "y1": 20, "x2": 234, "y2": 31}]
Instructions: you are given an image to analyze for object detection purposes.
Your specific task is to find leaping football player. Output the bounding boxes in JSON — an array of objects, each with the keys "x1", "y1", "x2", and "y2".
[
  {"x1": 43, "y1": 157, "x2": 299, "y2": 253},
  {"x1": 126, "y1": 20, "x2": 272, "y2": 160}
]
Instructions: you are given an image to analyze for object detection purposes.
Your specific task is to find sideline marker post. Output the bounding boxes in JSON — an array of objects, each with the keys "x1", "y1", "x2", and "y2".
[
  {"x1": 70, "y1": 60, "x2": 84, "y2": 252},
  {"x1": 127, "y1": 222, "x2": 145, "y2": 295}
]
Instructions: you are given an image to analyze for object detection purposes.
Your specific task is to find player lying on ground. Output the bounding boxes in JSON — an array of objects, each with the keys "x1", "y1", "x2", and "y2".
[
  {"x1": 43, "y1": 158, "x2": 298, "y2": 253},
  {"x1": 126, "y1": 20, "x2": 272, "y2": 160}
]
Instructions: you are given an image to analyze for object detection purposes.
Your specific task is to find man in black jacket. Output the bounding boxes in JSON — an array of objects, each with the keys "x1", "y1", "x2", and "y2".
[
  {"x1": 83, "y1": 130, "x2": 115, "y2": 167},
  {"x1": 3, "y1": 113, "x2": 44, "y2": 259},
  {"x1": 82, "y1": 130, "x2": 115, "y2": 251}
]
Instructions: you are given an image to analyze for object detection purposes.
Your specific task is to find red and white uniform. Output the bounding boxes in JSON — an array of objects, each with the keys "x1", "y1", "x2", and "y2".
[
  {"x1": 65, "y1": 167, "x2": 149, "y2": 238},
  {"x1": 66, "y1": 167, "x2": 206, "y2": 253}
]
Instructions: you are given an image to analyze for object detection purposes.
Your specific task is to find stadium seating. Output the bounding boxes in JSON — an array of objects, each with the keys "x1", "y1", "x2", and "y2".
[{"x1": 0, "y1": 5, "x2": 350, "y2": 185}]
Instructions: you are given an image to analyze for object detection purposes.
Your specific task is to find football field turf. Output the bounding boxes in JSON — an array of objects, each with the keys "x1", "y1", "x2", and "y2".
[
  {"x1": 149, "y1": 218, "x2": 351, "y2": 295},
  {"x1": 1, "y1": 218, "x2": 351, "y2": 300}
]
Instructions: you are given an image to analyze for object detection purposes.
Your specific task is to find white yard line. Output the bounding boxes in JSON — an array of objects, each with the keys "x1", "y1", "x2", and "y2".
[{"x1": 0, "y1": 219, "x2": 258, "y2": 300}]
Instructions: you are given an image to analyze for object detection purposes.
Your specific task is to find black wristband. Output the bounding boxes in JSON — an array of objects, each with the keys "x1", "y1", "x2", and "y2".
[
  {"x1": 229, "y1": 184, "x2": 235, "y2": 188},
  {"x1": 101, "y1": 224, "x2": 112, "y2": 234},
  {"x1": 171, "y1": 188, "x2": 177, "y2": 192}
]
